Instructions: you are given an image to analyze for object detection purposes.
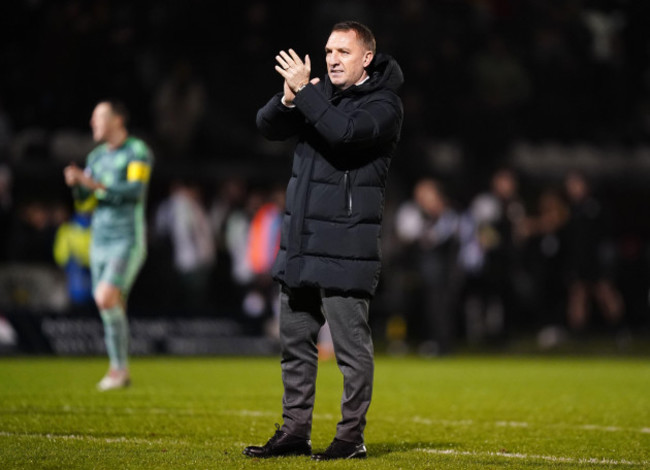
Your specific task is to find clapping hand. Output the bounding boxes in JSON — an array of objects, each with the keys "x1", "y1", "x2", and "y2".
[
  {"x1": 63, "y1": 163, "x2": 104, "y2": 191},
  {"x1": 275, "y1": 49, "x2": 320, "y2": 104}
]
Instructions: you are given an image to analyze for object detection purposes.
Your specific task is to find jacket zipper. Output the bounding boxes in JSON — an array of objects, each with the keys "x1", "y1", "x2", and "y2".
[{"x1": 344, "y1": 170, "x2": 352, "y2": 216}]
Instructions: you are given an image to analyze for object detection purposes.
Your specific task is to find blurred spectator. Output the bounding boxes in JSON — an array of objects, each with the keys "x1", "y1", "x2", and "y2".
[
  {"x1": 53, "y1": 203, "x2": 93, "y2": 309},
  {"x1": 463, "y1": 168, "x2": 526, "y2": 344},
  {"x1": 152, "y1": 59, "x2": 207, "y2": 160},
  {"x1": 563, "y1": 171, "x2": 624, "y2": 333},
  {"x1": 0, "y1": 164, "x2": 13, "y2": 262},
  {"x1": 207, "y1": 177, "x2": 249, "y2": 312},
  {"x1": 241, "y1": 186, "x2": 284, "y2": 336},
  {"x1": 0, "y1": 96, "x2": 12, "y2": 160},
  {"x1": 520, "y1": 188, "x2": 570, "y2": 338},
  {"x1": 9, "y1": 200, "x2": 58, "y2": 265},
  {"x1": 222, "y1": 187, "x2": 264, "y2": 318},
  {"x1": 246, "y1": 188, "x2": 283, "y2": 277},
  {"x1": 155, "y1": 180, "x2": 215, "y2": 310},
  {"x1": 395, "y1": 179, "x2": 460, "y2": 356},
  {"x1": 224, "y1": 189, "x2": 262, "y2": 288},
  {"x1": 210, "y1": 177, "x2": 248, "y2": 250}
]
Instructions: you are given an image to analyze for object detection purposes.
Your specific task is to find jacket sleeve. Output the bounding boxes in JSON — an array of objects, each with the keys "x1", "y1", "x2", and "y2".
[
  {"x1": 293, "y1": 84, "x2": 402, "y2": 149},
  {"x1": 256, "y1": 93, "x2": 304, "y2": 141}
]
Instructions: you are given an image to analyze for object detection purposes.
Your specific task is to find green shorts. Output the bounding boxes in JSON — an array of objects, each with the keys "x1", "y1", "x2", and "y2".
[{"x1": 91, "y1": 240, "x2": 145, "y2": 295}]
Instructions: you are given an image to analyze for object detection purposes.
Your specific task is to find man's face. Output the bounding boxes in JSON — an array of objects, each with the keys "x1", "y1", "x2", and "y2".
[
  {"x1": 565, "y1": 174, "x2": 587, "y2": 201},
  {"x1": 90, "y1": 102, "x2": 117, "y2": 142},
  {"x1": 325, "y1": 30, "x2": 373, "y2": 90},
  {"x1": 415, "y1": 181, "x2": 444, "y2": 217},
  {"x1": 493, "y1": 172, "x2": 516, "y2": 200}
]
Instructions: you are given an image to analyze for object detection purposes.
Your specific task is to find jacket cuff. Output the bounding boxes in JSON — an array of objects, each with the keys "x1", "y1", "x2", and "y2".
[
  {"x1": 293, "y1": 84, "x2": 329, "y2": 123},
  {"x1": 273, "y1": 93, "x2": 296, "y2": 112}
]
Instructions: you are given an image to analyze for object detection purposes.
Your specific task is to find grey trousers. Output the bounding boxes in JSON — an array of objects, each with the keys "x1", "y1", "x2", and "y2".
[{"x1": 279, "y1": 286, "x2": 374, "y2": 444}]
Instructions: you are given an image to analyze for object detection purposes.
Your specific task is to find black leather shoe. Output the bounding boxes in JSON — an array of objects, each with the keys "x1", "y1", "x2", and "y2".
[
  {"x1": 311, "y1": 438, "x2": 367, "y2": 460},
  {"x1": 243, "y1": 425, "x2": 311, "y2": 458}
]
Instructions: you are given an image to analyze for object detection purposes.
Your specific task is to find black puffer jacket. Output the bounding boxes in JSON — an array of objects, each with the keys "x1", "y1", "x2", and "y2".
[{"x1": 256, "y1": 53, "x2": 404, "y2": 296}]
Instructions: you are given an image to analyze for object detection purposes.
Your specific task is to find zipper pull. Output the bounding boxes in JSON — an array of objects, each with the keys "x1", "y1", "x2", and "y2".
[{"x1": 344, "y1": 170, "x2": 352, "y2": 216}]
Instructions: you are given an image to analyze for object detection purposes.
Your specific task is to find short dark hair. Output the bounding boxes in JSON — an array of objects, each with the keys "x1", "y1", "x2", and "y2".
[
  {"x1": 332, "y1": 21, "x2": 376, "y2": 55},
  {"x1": 100, "y1": 99, "x2": 130, "y2": 127}
]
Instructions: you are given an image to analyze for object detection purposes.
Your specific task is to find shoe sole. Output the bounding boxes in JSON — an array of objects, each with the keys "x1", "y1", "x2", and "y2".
[
  {"x1": 96, "y1": 378, "x2": 131, "y2": 392},
  {"x1": 312, "y1": 450, "x2": 367, "y2": 461},
  {"x1": 242, "y1": 450, "x2": 311, "y2": 458}
]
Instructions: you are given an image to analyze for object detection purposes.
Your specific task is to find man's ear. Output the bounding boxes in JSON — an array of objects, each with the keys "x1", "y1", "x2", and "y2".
[
  {"x1": 111, "y1": 113, "x2": 125, "y2": 130},
  {"x1": 363, "y1": 51, "x2": 374, "y2": 68}
]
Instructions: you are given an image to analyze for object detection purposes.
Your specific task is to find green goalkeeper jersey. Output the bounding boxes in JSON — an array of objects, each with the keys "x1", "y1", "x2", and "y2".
[{"x1": 73, "y1": 136, "x2": 153, "y2": 250}]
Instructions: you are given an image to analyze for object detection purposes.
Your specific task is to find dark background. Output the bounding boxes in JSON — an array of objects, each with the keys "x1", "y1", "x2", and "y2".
[{"x1": 1, "y1": 0, "x2": 649, "y2": 353}]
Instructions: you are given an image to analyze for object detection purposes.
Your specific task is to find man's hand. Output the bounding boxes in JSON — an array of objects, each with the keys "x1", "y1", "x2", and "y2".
[
  {"x1": 276, "y1": 49, "x2": 310, "y2": 93},
  {"x1": 64, "y1": 164, "x2": 83, "y2": 187},
  {"x1": 63, "y1": 163, "x2": 104, "y2": 191},
  {"x1": 275, "y1": 49, "x2": 321, "y2": 105}
]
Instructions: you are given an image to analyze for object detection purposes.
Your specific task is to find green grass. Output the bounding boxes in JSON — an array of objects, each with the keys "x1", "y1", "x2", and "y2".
[{"x1": 0, "y1": 356, "x2": 649, "y2": 469}]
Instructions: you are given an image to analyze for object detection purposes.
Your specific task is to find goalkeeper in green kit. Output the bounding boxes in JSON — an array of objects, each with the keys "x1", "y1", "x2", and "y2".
[{"x1": 64, "y1": 100, "x2": 153, "y2": 391}]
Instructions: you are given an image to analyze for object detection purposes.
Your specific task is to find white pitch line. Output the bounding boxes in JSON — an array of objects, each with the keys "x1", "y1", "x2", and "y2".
[
  {"x1": 229, "y1": 409, "x2": 275, "y2": 418},
  {"x1": 3, "y1": 405, "x2": 336, "y2": 421},
  {"x1": 410, "y1": 415, "x2": 650, "y2": 435},
  {"x1": 495, "y1": 421, "x2": 529, "y2": 427},
  {"x1": 580, "y1": 424, "x2": 625, "y2": 433},
  {"x1": 5, "y1": 405, "x2": 648, "y2": 436},
  {"x1": 0, "y1": 431, "x2": 184, "y2": 446},
  {"x1": 412, "y1": 416, "x2": 475, "y2": 426},
  {"x1": 416, "y1": 448, "x2": 649, "y2": 467},
  {"x1": 2, "y1": 431, "x2": 646, "y2": 466}
]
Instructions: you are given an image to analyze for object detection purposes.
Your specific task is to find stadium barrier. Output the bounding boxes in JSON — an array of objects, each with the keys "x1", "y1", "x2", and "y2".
[{"x1": 1, "y1": 312, "x2": 279, "y2": 357}]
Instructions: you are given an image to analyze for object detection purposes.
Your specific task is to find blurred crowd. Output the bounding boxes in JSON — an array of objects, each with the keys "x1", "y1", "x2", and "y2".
[
  {"x1": 1, "y1": 163, "x2": 647, "y2": 352},
  {"x1": 382, "y1": 169, "x2": 631, "y2": 354},
  {"x1": 1, "y1": 0, "x2": 650, "y2": 351}
]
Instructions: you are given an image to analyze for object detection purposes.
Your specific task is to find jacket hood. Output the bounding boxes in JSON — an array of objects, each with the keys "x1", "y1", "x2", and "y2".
[
  {"x1": 363, "y1": 53, "x2": 404, "y2": 93},
  {"x1": 323, "y1": 53, "x2": 404, "y2": 97}
]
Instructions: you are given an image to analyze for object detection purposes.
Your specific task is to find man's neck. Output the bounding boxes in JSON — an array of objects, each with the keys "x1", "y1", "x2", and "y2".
[
  {"x1": 106, "y1": 130, "x2": 128, "y2": 150},
  {"x1": 336, "y1": 72, "x2": 370, "y2": 92},
  {"x1": 355, "y1": 73, "x2": 370, "y2": 86}
]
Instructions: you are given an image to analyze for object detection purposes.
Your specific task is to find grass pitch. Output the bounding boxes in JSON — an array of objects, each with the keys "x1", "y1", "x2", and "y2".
[{"x1": 0, "y1": 355, "x2": 649, "y2": 469}]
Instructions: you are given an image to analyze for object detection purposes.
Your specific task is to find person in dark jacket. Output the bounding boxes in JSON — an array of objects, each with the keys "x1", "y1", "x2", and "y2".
[{"x1": 243, "y1": 21, "x2": 403, "y2": 461}]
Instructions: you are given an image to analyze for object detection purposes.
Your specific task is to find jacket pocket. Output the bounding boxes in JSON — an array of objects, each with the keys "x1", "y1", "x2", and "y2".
[{"x1": 344, "y1": 170, "x2": 352, "y2": 216}]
